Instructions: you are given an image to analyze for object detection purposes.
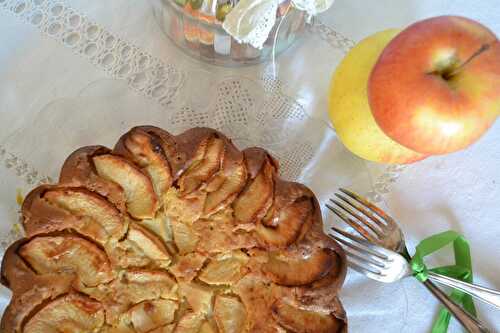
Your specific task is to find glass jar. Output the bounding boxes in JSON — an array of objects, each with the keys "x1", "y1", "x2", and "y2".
[{"x1": 152, "y1": 0, "x2": 307, "y2": 66}]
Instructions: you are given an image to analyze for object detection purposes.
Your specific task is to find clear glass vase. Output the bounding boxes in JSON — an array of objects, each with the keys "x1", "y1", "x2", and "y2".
[{"x1": 152, "y1": 0, "x2": 308, "y2": 66}]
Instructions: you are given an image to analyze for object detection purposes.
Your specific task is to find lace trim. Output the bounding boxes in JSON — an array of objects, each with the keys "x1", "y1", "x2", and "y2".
[
  {"x1": 167, "y1": 73, "x2": 311, "y2": 181},
  {"x1": 0, "y1": 0, "x2": 184, "y2": 106},
  {"x1": 310, "y1": 19, "x2": 356, "y2": 53},
  {"x1": 0, "y1": 145, "x2": 53, "y2": 185}
]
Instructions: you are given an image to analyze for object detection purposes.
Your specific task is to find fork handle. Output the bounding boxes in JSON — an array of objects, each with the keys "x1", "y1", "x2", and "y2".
[
  {"x1": 422, "y1": 279, "x2": 491, "y2": 333},
  {"x1": 428, "y1": 272, "x2": 500, "y2": 310}
]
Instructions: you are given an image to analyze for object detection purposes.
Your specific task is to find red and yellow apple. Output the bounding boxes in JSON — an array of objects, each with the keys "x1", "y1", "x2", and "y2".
[
  {"x1": 369, "y1": 16, "x2": 500, "y2": 155},
  {"x1": 328, "y1": 29, "x2": 426, "y2": 164}
]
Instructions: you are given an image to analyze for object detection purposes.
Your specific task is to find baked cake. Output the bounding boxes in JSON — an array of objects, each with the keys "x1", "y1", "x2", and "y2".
[{"x1": 0, "y1": 126, "x2": 347, "y2": 333}]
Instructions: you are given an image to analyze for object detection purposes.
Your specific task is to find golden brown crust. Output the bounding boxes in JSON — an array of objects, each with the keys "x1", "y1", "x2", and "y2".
[{"x1": 1, "y1": 126, "x2": 347, "y2": 333}]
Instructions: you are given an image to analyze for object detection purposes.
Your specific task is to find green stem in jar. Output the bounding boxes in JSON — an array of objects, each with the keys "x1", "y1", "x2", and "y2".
[
  {"x1": 190, "y1": 0, "x2": 204, "y2": 10},
  {"x1": 216, "y1": 2, "x2": 232, "y2": 21},
  {"x1": 174, "y1": 0, "x2": 187, "y2": 7}
]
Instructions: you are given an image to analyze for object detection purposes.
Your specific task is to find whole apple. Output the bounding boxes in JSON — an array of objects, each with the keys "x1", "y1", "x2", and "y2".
[
  {"x1": 369, "y1": 16, "x2": 500, "y2": 155},
  {"x1": 328, "y1": 30, "x2": 426, "y2": 164}
]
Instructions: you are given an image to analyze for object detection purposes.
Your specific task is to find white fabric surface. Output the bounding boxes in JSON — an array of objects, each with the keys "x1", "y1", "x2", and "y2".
[{"x1": 0, "y1": 0, "x2": 499, "y2": 332}]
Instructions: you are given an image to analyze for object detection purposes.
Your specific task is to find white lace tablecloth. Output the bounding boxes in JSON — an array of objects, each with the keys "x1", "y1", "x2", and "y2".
[{"x1": 0, "y1": 0, "x2": 499, "y2": 332}]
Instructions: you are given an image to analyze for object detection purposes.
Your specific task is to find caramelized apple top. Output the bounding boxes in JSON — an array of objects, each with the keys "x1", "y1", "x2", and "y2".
[{"x1": 1, "y1": 126, "x2": 347, "y2": 333}]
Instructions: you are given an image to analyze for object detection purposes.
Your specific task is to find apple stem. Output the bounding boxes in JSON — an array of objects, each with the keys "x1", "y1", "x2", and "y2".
[{"x1": 443, "y1": 43, "x2": 491, "y2": 79}]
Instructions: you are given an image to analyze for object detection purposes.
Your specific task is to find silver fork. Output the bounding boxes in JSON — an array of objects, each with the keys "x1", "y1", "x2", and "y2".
[
  {"x1": 330, "y1": 226, "x2": 500, "y2": 309},
  {"x1": 326, "y1": 188, "x2": 493, "y2": 333}
]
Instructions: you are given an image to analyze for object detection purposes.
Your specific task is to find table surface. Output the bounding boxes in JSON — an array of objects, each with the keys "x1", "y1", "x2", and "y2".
[{"x1": 0, "y1": 0, "x2": 499, "y2": 332}]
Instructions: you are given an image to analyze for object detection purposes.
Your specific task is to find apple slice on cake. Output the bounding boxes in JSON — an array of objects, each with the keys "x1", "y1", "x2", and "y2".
[
  {"x1": 178, "y1": 136, "x2": 225, "y2": 195},
  {"x1": 178, "y1": 282, "x2": 214, "y2": 315},
  {"x1": 203, "y1": 143, "x2": 247, "y2": 216},
  {"x1": 22, "y1": 186, "x2": 127, "y2": 244},
  {"x1": 214, "y1": 295, "x2": 247, "y2": 333},
  {"x1": 110, "y1": 222, "x2": 171, "y2": 269},
  {"x1": 114, "y1": 127, "x2": 173, "y2": 201},
  {"x1": 19, "y1": 235, "x2": 115, "y2": 287},
  {"x1": 59, "y1": 146, "x2": 127, "y2": 212},
  {"x1": 262, "y1": 247, "x2": 337, "y2": 286},
  {"x1": 198, "y1": 251, "x2": 249, "y2": 285},
  {"x1": 23, "y1": 294, "x2": 105, "y2": 333},
  {"x1": 125, "y1": 299, "x2": 178, "y2": 333},
  {"x1": 93, "y1": 154, "x2": 158, "y2": 219},
  {"x1": 272, "y1": 300, "x2": 345, "y2": 333},
  {"x1": 256, "y1": 198, "x2": 313, "y2": 247},
  {"x1": 233, "y1": 149, "x2": 276, "y2": 224}
]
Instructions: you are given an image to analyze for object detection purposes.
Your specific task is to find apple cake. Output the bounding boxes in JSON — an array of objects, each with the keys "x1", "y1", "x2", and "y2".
[{"x1": 0, "y1": 126, "x2": 347, "y2": 333}]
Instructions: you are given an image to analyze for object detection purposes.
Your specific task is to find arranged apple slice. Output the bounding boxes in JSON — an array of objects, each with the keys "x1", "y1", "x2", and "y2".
[
  {"x1": 256, "y1": 198, "x2": 313, "y2": 247},
  {"x1": 140, "y1": 212, "x2": 173, "y2": 245},
  {"x1": 169, "y1": 253, "x2": 206, "y2": 282},
  {"x1": 0, "y1": 240, "x2": 77, "y2": 333},
  {"x1": 198, "y1": 250, "x2": 249, "y2": 285},
  {"x1": 23, "y1": 294, "x2": 105, "y2": 333},
  {"x1": 126, "y1": 299, "x2": 178, "y2": 333},
  {"x1": 19, "y1": 235, "x2": 114, "y2": 287},
  {"x1": 214, "y1": 295, "x2": 247, "y2": 333},
  {"x1": 204, "y1": 158, "x2": 247, "y2": 216},
  {"x1": 111, "y1": 222, "x2": 171, "y2": 269},
  {"x1": 93, "y1": 269, "x2": 178, "y2": 326},
  {"x1": 233, "y1": 274, "x2": 285, "y2": 333},
  {"x1": 149, "y1": 324, "x2": 176, "y2": 333},
  {"x1": 272, "y1": 300, "x2": 345, "y2": 333},
  {"x1": 176, "y1": 137, "x2": 209, "y2": 195},
  {"x1": 93, "y1": 154, "x2": 158, "y2": 219},
  {"x1": 294, "y1": 261, "x2": 346, "y2": 312},
  {"x1": 114, "y1": 127, "x2": 173, "y2": 201},
  {"x1": 165, "y1": 188, "x2": 207, "y2": 224},
  {"x1": 129, "y1": 126, "x2": 183, "y2": 177},
  {"x1": 128, "y1": 223, "x2": 171, "y2": 262},
  {"x1": 21, "y1": 185, "x2": 126, "y2": 244},
  {"x1": 178, "y1": 282, "x2": 214, "y2": 315},
  {"x1": 171, "y1": 219, "x2": 200, "y2": 254},
  {"x1": 101, "y1": 320, "x2": 135, "y2": 333},
  {"x1": 59, "y1": 146, "x2": 127, "y2": 212},
  {"x1": 178, "y1": 137, "x2": 225, "y2": 195},
  {"x1": 44, "y1": 187, "x2": 127, "y2": 242},
  {"x1": 203, "y1": 142, "x2": 248, "y2": 216},
  {"x1": 174, "y1": 312, "x2": 204, "y2": 333},
  {"x1": 199, "y1": 321, "x2": 218, "y2": 333},
  {"x1": 115, "y1": 269, "x2": 178, "y2": 303},
  {"x1": 204, "y1": 174, "x2": 226, "y2": 192},
  {"x1": 233, "y1": 151, "x2": 276, "y2": 224},
  {"x1": 262, "y1": 247, "x2": 337, "y2": 286}
]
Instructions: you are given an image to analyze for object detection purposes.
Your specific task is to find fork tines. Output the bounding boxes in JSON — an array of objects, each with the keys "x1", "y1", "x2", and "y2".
[
  {"x1": 329, "y1": 227, "x2": 388, "y2": 275},
  {"x1": 325, "y1": 188, "x2": 395, "y2": 243},
  {"x1": 329, "y1": 227, "x2": 410, "y2": 283}
]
